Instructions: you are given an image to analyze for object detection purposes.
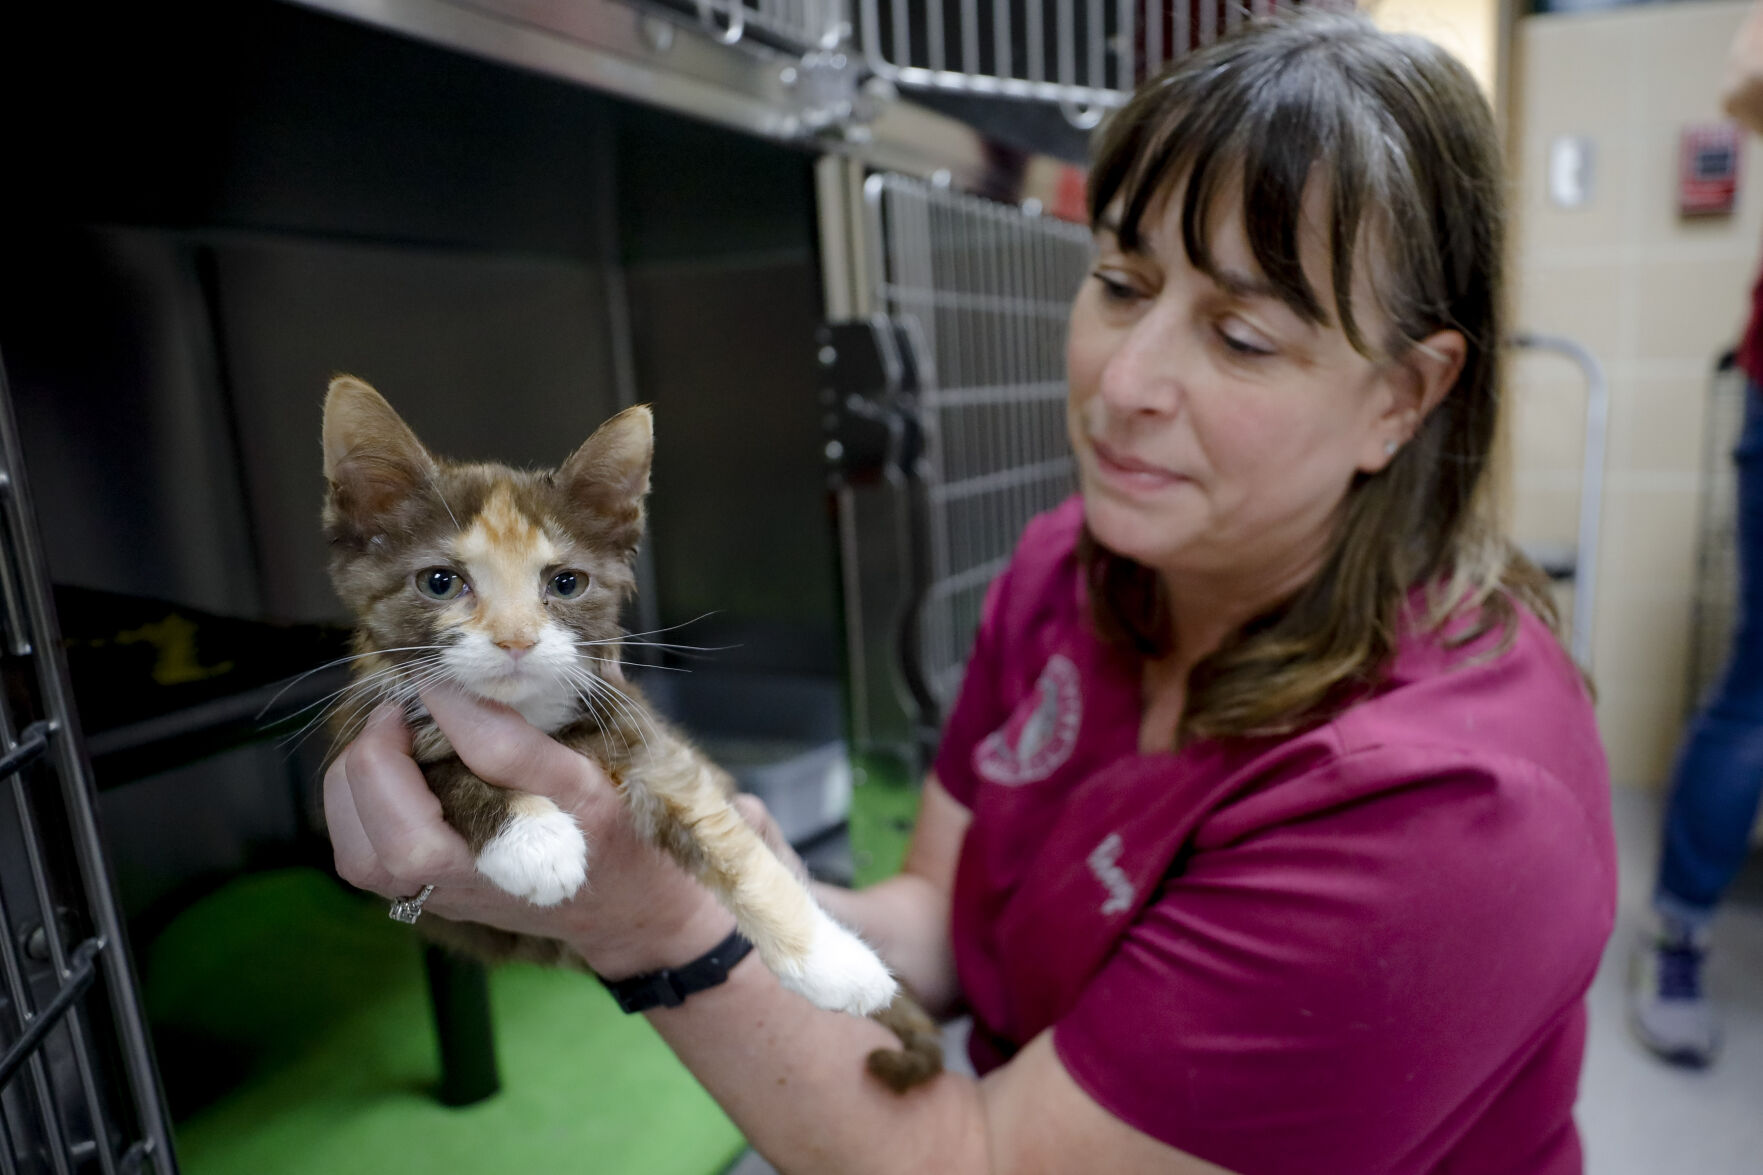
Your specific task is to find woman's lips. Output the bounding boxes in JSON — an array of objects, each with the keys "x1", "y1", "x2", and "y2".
[{"x1": 1090, "y1": 438, "x2": 1186, "y2": 491}]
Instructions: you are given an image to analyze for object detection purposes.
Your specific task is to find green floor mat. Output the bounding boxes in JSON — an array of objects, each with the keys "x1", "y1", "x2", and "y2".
[
  {"x1": 143, "y1": 868, "x2": 745, "y2": 1175},
  {"x1": 848, "y1": 761, "x2": 923, "y2": 888}
]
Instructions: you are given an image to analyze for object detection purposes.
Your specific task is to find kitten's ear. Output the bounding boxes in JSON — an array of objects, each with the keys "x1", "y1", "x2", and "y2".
[
  {"x1": 322, "y1": 376, "x2": 437, "y2": 536},
  {"x1": 559, "y1": 404, "x2": 653, "y2": 508},
  {"x1": 556, "y1": 405, "x2": 652, "y2": 555}
]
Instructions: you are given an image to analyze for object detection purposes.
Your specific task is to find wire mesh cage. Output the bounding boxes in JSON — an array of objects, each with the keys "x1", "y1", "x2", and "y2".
[
  {"x1": 856, "y1": 0, "x2": 1338, "y2": 118},
  {"x1": 0, "y1": 368, "x2": 176, "y2": 1175},
  {"x1": 639, "y1": 2, "x2": 1353, "y2": 118},
  {"x1": 1687, "y1": 351, "x2": 1748, "y2": 716},
  {"x1": 863, "y1": 174, "x2": 1092, "y2": 714},
  {"x1": 639, "y1": 0, "x2": 847, "y2": 51}
]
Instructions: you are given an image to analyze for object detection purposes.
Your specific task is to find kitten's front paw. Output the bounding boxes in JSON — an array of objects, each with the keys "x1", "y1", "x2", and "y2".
[
  {"x1": 775, "y1": 908, "x2": 898, "y2": 1016},
  {"x1": 475, "y1": 796, "x2": 588, "y2": 907}
]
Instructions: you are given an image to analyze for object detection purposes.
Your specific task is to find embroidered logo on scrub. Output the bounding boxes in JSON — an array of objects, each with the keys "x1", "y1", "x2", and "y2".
[
  {"x1": 1087, "y1": 833, "x2": 1134, "y2": 915},
  {"x1": 974, "y1": 653, "x2": 1082, "y2": 785}
]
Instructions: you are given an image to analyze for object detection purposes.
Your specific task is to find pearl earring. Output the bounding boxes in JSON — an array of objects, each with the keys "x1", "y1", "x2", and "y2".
[{"x1": 1384, "y1": 439, "x2": 1399, "y2": 457}]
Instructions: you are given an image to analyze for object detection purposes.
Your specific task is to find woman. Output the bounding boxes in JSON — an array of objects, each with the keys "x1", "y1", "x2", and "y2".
[{"x1": 324, "y1": 12, "x2": 1615, "y2": 1173}]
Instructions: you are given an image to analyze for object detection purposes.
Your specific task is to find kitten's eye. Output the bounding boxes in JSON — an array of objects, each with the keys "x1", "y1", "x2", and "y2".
[
  {"x1": 548, "y1": 570, "x2": 589, "y2": 600},
  {"x1": 415, "y1": 567, "x2": 467, "y2": 600}
]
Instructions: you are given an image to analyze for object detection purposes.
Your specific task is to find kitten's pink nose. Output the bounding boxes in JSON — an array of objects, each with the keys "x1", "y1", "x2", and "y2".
[{"x1": 497, "y1": 638, "x2": 535, "y2": 661}]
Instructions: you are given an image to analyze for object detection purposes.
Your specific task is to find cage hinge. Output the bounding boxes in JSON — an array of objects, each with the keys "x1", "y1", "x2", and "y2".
[{"x1": 816, "y1": 318, "x2": 924, "y2": 487}]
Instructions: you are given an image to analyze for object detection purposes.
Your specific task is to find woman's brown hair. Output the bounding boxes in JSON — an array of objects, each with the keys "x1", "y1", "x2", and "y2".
[{"x1": 1081, "y1": 9, "x2": 1562, "y2": 744}]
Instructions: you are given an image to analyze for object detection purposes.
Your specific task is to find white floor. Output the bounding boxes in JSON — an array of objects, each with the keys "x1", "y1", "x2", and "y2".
[
  {"x1": 729, "y1": 786, "x2": 1763, "y2": 1175},
  {"x1": 1576, "y1": 786, "x2": 1763, "y2": 1175}
]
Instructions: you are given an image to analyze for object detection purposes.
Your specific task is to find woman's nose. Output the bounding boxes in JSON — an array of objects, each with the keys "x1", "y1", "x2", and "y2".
[{"x1": 1097, "y1": 310, "x2": 1185, "y2": 417}]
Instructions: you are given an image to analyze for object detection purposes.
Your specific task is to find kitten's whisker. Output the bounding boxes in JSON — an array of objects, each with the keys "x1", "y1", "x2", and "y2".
[
  {"x1": 398, "y1": 665, "x2": 460, "y2": 710},
  {"x1": 277, "y1": 655, "x2": 446, "y2": 757},
  {"x1": 577, "y1": 638, "x2": 738, "y2": 663},
  {"x1": 576, "y1": 654, "x2": 691, "y2": 675},
  {"x1": 255, "y1": 645, "x2": 450, "y2": 720},
  {"x1": 562, "y1": 668, "x2": 630, "y2": 755},
  {"x1": 424, "y1": 466, "x2": 462, "y2": 531},
  {"x1": 277, "y1": 672, "x2": 394, "y2": 749},
  {"x1": 573, "y1": 614, "x2": 736, "y2": 659},
  {"x1": 270, "y1": 657, "x2": 435, "y2": 727},
  {"x1": 280, "y1": 687, "x2": 386, "y2": 756},
  {"x1": 563, "y1": 668, "x2": 631, "y2": 749},
  {"x1": 594, "y1": 639, "x2": 737, "y2": 653},
  {"x1": 574, "y1": 669, "x2": 657, "y2": 755},
  {"x1": 606, "y1": 614, "x2": 722, "y2": 643}
]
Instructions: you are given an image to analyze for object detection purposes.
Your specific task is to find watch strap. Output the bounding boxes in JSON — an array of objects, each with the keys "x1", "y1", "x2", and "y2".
[{"x1": 599, "y1": 928, "x2": 754, "y2": 1013}]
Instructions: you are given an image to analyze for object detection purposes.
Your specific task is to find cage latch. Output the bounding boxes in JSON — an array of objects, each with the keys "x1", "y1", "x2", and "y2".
[{"x1": 816, "y1": 317, "x2": 923, "y2": 486}]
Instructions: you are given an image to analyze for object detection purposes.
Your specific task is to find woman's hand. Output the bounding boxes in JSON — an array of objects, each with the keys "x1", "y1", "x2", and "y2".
[{"x1": 321, "y1": 687, "x2": 734, "y2": 978}]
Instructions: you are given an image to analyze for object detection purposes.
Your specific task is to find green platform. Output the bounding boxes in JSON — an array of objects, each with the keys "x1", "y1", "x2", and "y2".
[
  {"x1": 144, "y1": 868, "x2": 744, "y2": 1175},
  {"x1": 141, "y1": 771, "x2": 920, "y2": 1175}
]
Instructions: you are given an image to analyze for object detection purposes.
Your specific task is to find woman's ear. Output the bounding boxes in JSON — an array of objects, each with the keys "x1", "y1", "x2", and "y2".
[{"x1": 1359, "y1": 329, "x2": 1467, "y2": 473}]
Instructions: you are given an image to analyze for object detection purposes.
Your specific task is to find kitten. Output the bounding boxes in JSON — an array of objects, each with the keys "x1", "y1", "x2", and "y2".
[{"x1": 320, "y1": 377, "x2": 941, "y2": 1086}]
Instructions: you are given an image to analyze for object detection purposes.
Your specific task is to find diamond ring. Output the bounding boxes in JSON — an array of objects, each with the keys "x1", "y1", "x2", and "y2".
[{"x1": 388, "y1": 885, "x2": 436, "y2": 924}]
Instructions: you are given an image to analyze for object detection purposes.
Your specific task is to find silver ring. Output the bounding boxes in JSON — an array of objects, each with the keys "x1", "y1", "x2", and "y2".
[{"x1": 388, "y1": 885, "x2": 435, "y2": 924}]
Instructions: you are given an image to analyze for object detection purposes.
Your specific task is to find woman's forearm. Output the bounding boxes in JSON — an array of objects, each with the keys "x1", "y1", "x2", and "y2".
[
  {"x1": 813, "y1": 873, "x2": 962, "y2": 1018},
  {"x1": 645, "y1": 949, "x2": 988, "y2": 1175}
]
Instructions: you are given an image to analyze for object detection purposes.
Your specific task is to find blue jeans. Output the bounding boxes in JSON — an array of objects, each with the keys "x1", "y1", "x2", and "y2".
[{"x1": 1657, "y1": 380, "x2": 1763, "y2": 929}]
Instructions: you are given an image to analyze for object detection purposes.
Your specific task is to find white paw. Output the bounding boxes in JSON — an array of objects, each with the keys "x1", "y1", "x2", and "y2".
[
  {"x1": 475, "y1": 796, "x2": 588, "y2": 907},
  {"x1": 775, "y1": 908, "x2": 897, "y2": 1016}
]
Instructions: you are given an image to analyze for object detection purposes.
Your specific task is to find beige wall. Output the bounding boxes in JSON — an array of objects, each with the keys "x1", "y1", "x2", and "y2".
[
  {"x1": 1510, "y1": 0, "x2": 1762, "y2": 788},
  {"x1": 1368, "y1": 0, "x2": 1500, "y2": 98}
]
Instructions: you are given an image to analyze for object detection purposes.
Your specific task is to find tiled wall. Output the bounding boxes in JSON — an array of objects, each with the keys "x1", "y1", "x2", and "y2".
[{"x1": 1510, "y1": 0, "x2": 1763, "y2": 788}]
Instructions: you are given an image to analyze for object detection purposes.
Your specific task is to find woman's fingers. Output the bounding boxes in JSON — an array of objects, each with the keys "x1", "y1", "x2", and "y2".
[
  {"x1": 322, "y1": 749, "x2": 389, "y2": 895},
  {"x1": 342, "y1": 704, "x2": 472, "y2": 891},
  {"x1": 733, "y1": 793, "x2": 785, "y2": 853},
  {"x1": 421, "y1": 685, "x2": 613, "y2": 806},
  {"x1": 732, "y1": 793, "x2": 810, "y2": 884}
]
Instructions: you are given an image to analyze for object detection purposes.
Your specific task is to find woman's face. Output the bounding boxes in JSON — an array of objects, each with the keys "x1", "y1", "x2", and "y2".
[{"x1": 1067, "y1": 182, "x2": 1417, "y2": 596}]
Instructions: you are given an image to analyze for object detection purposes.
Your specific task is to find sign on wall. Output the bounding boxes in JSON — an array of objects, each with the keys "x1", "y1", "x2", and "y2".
[{"x1": 1679, "y1": 122, "x2": 1742, "y2": 217}]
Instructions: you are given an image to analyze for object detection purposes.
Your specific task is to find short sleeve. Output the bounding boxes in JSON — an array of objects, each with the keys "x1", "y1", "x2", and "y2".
[
  {"x1": 1051, "y1": 756, "x2": 1607, "y2": 1174},
  {"x1": 930, "y1": 568, "x2": 1015, "y2": 810}
]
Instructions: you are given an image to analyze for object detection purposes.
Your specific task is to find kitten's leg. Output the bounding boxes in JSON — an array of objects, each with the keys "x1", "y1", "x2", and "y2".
[
  {"x1": 621, "y1": 742, "x2": 897, "y2": 1017},
  {"x1": 425, "y1": 757, "x2": 588, "y2": 907}
]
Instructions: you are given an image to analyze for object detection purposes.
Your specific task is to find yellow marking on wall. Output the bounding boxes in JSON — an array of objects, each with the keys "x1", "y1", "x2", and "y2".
[{"x1": 115, "y1": 614, "x2": 235, "y2": 686}]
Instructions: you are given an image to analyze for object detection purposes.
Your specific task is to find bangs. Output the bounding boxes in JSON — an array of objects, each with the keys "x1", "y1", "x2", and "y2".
[{"x1": 1092, "y1": 29, "x2": 1394, "y2": 356}]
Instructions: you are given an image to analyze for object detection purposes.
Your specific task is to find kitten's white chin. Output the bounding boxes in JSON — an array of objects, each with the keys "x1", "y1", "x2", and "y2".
[{"x1": 463, "y1": 675, "x2": 581, "y2": 734}]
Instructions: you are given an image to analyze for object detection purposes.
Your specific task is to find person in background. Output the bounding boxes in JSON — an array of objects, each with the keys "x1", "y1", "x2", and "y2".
[
  {"x1": 324, "y1": 13, "x2": 1616, "y2": 1173},
  {"x1": 1628, "y1": 0, "x2": 1763, "y2": 1071}
]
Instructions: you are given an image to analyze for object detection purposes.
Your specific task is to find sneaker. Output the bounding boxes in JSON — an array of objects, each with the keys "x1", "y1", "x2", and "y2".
[{"x1": 1626, "y1": 927, "x2": 1718, "y2": 1068}]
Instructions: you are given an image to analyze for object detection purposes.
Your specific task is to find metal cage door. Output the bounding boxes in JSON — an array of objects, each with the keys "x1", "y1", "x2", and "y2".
[
  {"x1": 855, "y1": 0, "x2": 1338, "y2": 125},
  {"x1": 819, "y1": 165, "x2": 1092, "y2": 771},
  {"x1": 0, "y1": 357, "x2": 178, "y2": 1175}
]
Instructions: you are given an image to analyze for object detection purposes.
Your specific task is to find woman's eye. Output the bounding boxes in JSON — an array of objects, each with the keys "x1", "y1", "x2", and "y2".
[
  {"x1": 415, "y1": 568, "x2": 466, "y2": 600},
  {"x1": 1218, "y1": 323, "x2": 1275, "y2": 357},
  {"x1": 548, "y1": 571, "x2": 589, "y2": 600},
  {"x1": 1092, "y1": 271, "x2": 1143, "y2": 304}
]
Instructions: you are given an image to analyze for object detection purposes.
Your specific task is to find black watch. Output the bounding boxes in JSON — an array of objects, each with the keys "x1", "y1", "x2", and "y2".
[{"x1": 598, "y1": 928, "x2": 755, "y2": 1013}]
